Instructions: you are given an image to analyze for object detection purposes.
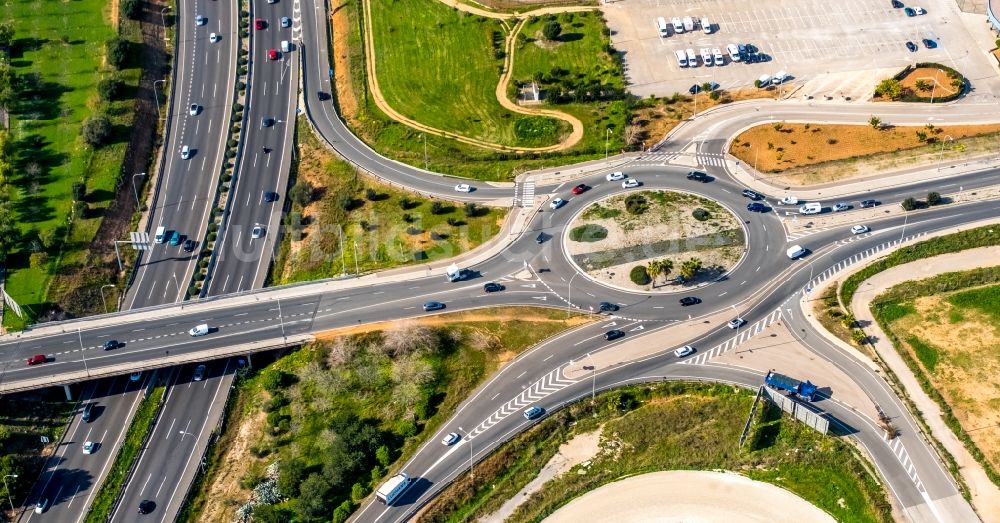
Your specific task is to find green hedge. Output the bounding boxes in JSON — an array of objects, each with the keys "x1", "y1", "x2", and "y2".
[{"x1": 568, "y1": 224, "x2": 608, "y2": 242}]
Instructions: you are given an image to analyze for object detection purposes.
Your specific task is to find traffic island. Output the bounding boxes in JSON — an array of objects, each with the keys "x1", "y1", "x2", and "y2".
[{"x1": 564, "y1": 190, "x2": 745, "y2": 292}]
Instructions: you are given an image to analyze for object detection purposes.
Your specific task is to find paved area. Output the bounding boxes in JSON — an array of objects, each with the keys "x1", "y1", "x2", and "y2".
[
  {"x1": 602, "y1": 0, "x2": 1000, "y2": 100},
  {"x1": 849, "y1": 246, "x2": 1000, "y2": 523},
  {"x1": 542, "y1": 470, "x2": 836, "y2": 523}
]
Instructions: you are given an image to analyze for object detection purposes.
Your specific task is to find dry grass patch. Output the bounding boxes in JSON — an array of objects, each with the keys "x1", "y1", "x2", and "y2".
[
  {"x1": 730, "y1": 122, "x2": 1000, "y2": 174},
  {"x1": 896, "y1": 67, "x2": 958, "y2": 98},
  {"x1": 633, "y1": 89, "x2": 774, "y2": 149}
]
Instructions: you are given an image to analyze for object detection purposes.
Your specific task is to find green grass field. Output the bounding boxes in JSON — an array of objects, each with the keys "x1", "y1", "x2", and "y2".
[
  {"x1": 0, "y1": 389, "x2": 77, "y2": 507},
  {"x1": 1, "y1": 0, "x2": 137, "y2": 328},
  {"x1": 513, "y1": 12, "x2": 623, "y2": 93},
  {"x1": 271, "y1": 120, "x2": 505, "y2": 284},
  {"x1": 369, "y1": 0, "x2": 566, "y2": 148},
  {"x1": 338, "y1": 0, "x2": 627, "y2": 181}
]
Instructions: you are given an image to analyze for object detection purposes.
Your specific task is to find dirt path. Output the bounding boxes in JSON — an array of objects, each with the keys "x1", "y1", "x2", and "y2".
[
  {"x1": 358, "y1": 0, "x2": 596, "y2": 153},
  {"x1": 851, "y1": 247, "x2": 1000, "y2": 522}
]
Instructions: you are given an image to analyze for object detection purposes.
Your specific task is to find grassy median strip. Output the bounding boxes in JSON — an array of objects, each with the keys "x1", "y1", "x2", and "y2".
[{"x1": 84, "y1": 384, "x2": 166, "y2": 523}]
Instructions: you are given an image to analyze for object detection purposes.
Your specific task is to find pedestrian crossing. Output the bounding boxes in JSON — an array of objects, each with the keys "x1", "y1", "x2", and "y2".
[
  {"x1": 800, "y1": 232, "x2": 928, "y2": 296},
  {"x1": 467, "y1": 366, "x2": 577, "y2": 440},
  {"x1": 884, "y1": 431, "x2": 924, "y2": 493},
  {"x1": 680, "y1": 308, "x2": 783, "y2": 365},
  {"x1": 630, "y1": 151, "x2": 727, "y2": 168},
  {"x1": 515, "y1": 181, "x2": 535, "y2": 208}
]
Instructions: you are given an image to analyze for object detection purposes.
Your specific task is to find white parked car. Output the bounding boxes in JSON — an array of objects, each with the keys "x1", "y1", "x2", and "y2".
[
  {"x1": 712, "y1": 48, "x2": 725, "y2": 66},
  {"x1": 701, "y1": 17, "x2": 711, "y2": 34},
  {"x1": 851, "y1": 224, "x2": 870, "y2": 234},
  {"x1": 209, "y1": 32, "x2": 220, "y2": 43},
  {"x1": 671, "y1": 17, "x2": 684, "y2": 33},
  {"x1": 914, "y1": 6, "x2": 925, "y2": 14},
  {"x1": 773, "y1": 70, "x2": 789, "y2": 85},
  {"x1": 549, "y1": 198, "x2": 566, "y2": 210},
  {"x1": 454, "y1": 183, "x2": 472, "y2": 193},
  {"x1": 700, "y1": 48, "x2": 712, "y2": 66},
  {"x1": 727, "y1": 43, "x2": 741, "y2": 61},
  {"x1": 605, "y1": 171, "x2": 625, "y2": 181},
  {"x1": 686, "y1": 48, "x2": 697, "y2": 66},
  {"x1": 441, "y1": 432, "x2": 460, "y2": 445},
  {"x1": 674, "y1": 345, "x2": 695, "y2": 358},
  {"x1": 674, "y1": 49, "x2": 688, "y2": 67},
  {"x1": 622, "y1": 179, "x2": 640, "y2": 188}
]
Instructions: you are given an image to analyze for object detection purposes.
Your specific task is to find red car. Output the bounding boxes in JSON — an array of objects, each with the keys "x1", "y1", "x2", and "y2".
[
  {"x1": 26, "y1": 354, "x2": 46, "y2": 365},
  {"x1": 254, "y1": 18, "x2": 266, "y2": 30},
  {"x1": 571, "y1": 184, "x2": 588, "y2": 195},
  {"x1": 267, "y1": 48, "x2": 279, "y2": 60}
]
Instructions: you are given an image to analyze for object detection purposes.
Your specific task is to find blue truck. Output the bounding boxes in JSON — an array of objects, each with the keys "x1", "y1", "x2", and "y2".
[{"x1": 764, "y1": 370, "x2": 818, "y2": 401}]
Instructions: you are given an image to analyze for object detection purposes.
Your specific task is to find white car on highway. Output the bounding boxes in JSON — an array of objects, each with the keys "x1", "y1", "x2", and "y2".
[
  {"x1": 851, "y1": 224, "x2": 870, "y2": 234},
  {"x1": 441, "y1": 432, "x2": 460, "y2": 445},
  {"x1": 622, "y1": 179, "x2": 640, "y2": 188},
  {"x1": 454, "y1": 183, "x2": 472, "y2": 193},
  {"x1": 606, "y1": 171, "x2": 625, "y2": 181},
  {"x1": 210, "y1": 32, "x2": 220, "y2": 43},
  {"x1": 83, "y1": 441, "x2": 97, "y2": 454},
  {"x1": 549, "y1": 198, "x2": 566, "y2": 210},
  {"x1": 180, "y1": 145, "x2": 191, "y2": 159},
  {"x1": 674, "y1": 345, "x2": 694, "y2": 358}
]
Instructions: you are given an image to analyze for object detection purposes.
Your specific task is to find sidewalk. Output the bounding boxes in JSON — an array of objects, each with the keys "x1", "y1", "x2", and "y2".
[{"x1": 849, "y1": 246, "x2": 1000, "y2": 523}]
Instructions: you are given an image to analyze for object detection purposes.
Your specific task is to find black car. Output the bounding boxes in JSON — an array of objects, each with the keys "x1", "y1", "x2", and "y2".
[
  {"x1": 138, "y1": 500, "x2": 155, "y2": 514},
  {"x1": 906, "y1": 41, "x2": 917, "y2": 52},
  {"x1": 317, "y1": 91, "x2": 330, "y2": 101},
  {"x1": 182, "y1": 239, "x2": 196, "y2": 253},
  {"x1": 745, "y1": 43, "x2": 758, "y2": 53},
  {"x1": 746, "y1": 53, "x2": 759, "y2": 63},
  {"x1": 757, "y1": 53, "x2": 771, "y2": 62},
  {"x1": 598, "y1": 301, "x2": 619, "y2": 312},
  {"x1": 860, "y1": 199, "x2": 881, "y2": 208},
  {"x1": 891, "y1": 0, "x2": 903, "y2": 7},
  {"x1": 604, "y1": 329, "x2": 624, "y2": 341},
  {"x1": 263, "y1": 191, "x2": 279, "y2": 202},
  {"x1": 746, "y1": 202, "x2": 767, "y2": 212},
  {"x1": 689, "y1": 84, "x2": 701, "y2": 94},
  {"x1": 103, "y1": 340, "x2": 118, "y2": 350},
  {"x1": 535, "y1": 232, "x2": 546, "y2": 244},
  {"x1": 483, "y1": 282, "x2": 504, "y2": 293},
  {"x1": 679, "y1": 296, "x2": 701, "y2": 306},
  {"x1": 922, "y1": 38, "x2": 936, "y2": 49},
  {"x1": 423, "y1": 301, "x2": 445, "y2": 312},
  {"x1": 686, "y1": 171, "x2": 709, "y2": 182},
  {"x1": 741, "y1": 189, "x2": 762, "y2": 200},
  {"x1": 261, "y1": 116, "x2": 275, "y2": 127}
]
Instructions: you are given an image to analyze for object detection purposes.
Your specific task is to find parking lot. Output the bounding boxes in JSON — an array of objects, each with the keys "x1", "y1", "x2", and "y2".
[{"x1": 603, "y1": 0, "x2": 999, "y2": 100}]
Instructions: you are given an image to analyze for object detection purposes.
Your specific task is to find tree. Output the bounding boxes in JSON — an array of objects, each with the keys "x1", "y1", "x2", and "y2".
[
  {"x1": 646, "y1": 260, "x2": 662, "y2": 287},
  {"x1": 0, "y1": 62, "x2": 18, "y2": 111},
  {"x1": 868, "y1": 115, "x2": 881, "y2": 129},
  {"x1": 251, "y1": 505, "x2": 294, "y2": 523},
  {"x1": 463, "y1": 202, "x2": 481, "y2": 217},
  {"x1": 98, "y1": 77, "x2": 124, "y2": 101},
  {"x1": 121, "y1": 0, "x2": 141, "y2": 19},
  {"x1": 296, "y1": 474, "x2": 332, "y2": 520},
  {"x1": 430, "y1": 201, "x2": 445, "y2": 215},
  {"x1": 542, "y1": 21, "x2": 562, "y2": 41},
  {"x1": 375, "y1": 445, "x2": 391, "y2": 467},
  {"x1": 72, "y1": 181, "x2": 86, "y2": 201},
  {"x1": 106, "y1": 38, "x2": 130, "y2": 69},
  {"x1": 927, "y1": 191, "x2": 942, "y2": 206},
  {"x1": 901, "y1": 197, "x2": 918, "y2": 211},
  {"x1": 679, "y1": 258, "x2": 702, "y2": 281},
  {"x1": 658, "y1": 259, "x2": 673, "y2": 281},
  {"x1": 874, "y1": 78, "x2": 903, "y2": 100},
  {"x1": 81, "y1": 115, "x2": 111, "y2": 147},
  {"x1": 289, "y1": 180, "x2": 314, "y2": 207},
  {"x1": 753, "y1": 79, "x2": 763, "y2": 89},
  {"x1": 915, "y1": 130, "x2": 928, "y2": 142},
  {"x1": 332, "y1": 500, "x2": 353, "y2": 523},
  {"x1": 629, "y1": 265, "x2": 650, "y2": 286},
  {"x1": 0, "y1": 21, "x2": 13, "y2": 50},
  {"x1": 0, "y1": 203, "x2": 16, "y2": 257}
]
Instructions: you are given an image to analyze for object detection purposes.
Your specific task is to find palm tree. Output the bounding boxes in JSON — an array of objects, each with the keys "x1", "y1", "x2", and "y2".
[
  {"x1": 659, "y1": 258, "x2": 674, "y2": 283},
  {"x1": 647, "y1": 260, "x2": 662, "y2": 288},
  {"x1": 680, "y1": 257, "x2": 703, "y2": 281}
]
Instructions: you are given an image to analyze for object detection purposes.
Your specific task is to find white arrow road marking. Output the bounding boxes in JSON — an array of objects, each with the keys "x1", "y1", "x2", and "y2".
[
  {"x1": 630, "y1": 325, "x2": 645, "y2": 331},
  {"x1": 603, "y1": 321, "x2": 617, "y2": 328},
  {"x1": 520, "y1": 284, "x2": 536, "y2": 288},
  {"x1": 531, "y1": 296, "x2": 547, "y2": 301}
]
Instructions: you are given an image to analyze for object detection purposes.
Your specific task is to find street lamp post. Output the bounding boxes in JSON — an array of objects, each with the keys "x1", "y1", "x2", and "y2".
[
  {"x1": 567, "y1": 272, "x2": 580, "y2": 317},
  {"x1": 78, "y1": 327, "x2": 90, "y2": 377},
  {"x1": 3, "y1": 474, "x2": 17, "y2": 514},
  {"x1": 605, "y1": 128, "x2": 611, "y2": 160},
  {"x1": 160, "y1": 6, "x2": 171, "y2": 35},
  {"x1": 100, "y1": 284, "x2": 115, "y2": 314},
  {"x1": 584, "y1": 353, "x2": 597, "y2": 403},
  {"x1": 458, "y1": 427, "x2": 473, "y2": 478},
  {"x1": 132, "y1": 172, "x2": 146, "y2": 206},
  {"x1": 153, "y1": 79, "x2": 165, "y2": 119},
  {"x1": 352, "y1": 240, "x2": 360, "y2": 276},
  {"x1": 929, "y1": 69, "x2": 943, "y2": 104},
  {"x1": 276, "y1": 296, "x2": 286, "y2": 339},
  {"x1": 422, "y1": 134, "x2": 428, "y2": 171}
]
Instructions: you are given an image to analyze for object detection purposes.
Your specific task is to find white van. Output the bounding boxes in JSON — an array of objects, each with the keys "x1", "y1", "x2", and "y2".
[
  {"x1": 280, "y1": 40, "x2": 290, "y2": 53},
  {"x1": 674, "y1": 49, "x2": 688, "y2": 67},
  {"x1": 155, "y1": 226, "x2": 167, "y2": 243},
  {"x1": 189, "y1": 324, "x2": 209, "y2": 337},
  {"x1": 686, "y1": 48, "x2": 697, "y2": 67},
  {"x1": 786, "y1": 245, "x2": 806, "y2": 260},
  {"x1": 799, "y1": 202, "x2": 822, "y2": 215},
  {"x1": 682, "y1": 16, "x2": 694, "y2": 32},
  {"x1": 773, "y1": 70, "x2": 789, "y2": 85},
  {"x1": 701, "y1": 17, "x2": 711, "y2": 33},
  {"x1": 671, "y1": 17, "x2": 684, "y2": 33},
  {"x1": 656, "y1": 17, "x2": 669, "y2": 37}
]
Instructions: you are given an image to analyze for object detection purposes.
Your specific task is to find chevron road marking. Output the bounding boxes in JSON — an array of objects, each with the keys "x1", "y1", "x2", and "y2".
[
  {"x1": 467, "y1": 366, "x2": 577, "y2": 440},
  {"x1": 800, "y1": 232, "x2": 929, "y2": 296},
  {"x1": 679, "y1": 308, "x2": 783, "y2": 365}
]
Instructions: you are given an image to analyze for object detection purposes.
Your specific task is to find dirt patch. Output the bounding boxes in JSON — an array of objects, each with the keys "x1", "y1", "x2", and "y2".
[
  {"x1": 730, "y1": 122, "x2": 1000, "y2": 174},
  {"x1": 566, "y1": 191, "x2": 744, "y2": 291},
  {"x1": 198, "y1": 410, "x2": 267, "y2": 523},
  {"x1": 481, "y1": 427, "x2": 604, "y2": 523},
  {"x1": 330, "y1": 2, "x2": 359, "y2": 123},
  {"x1": 890, "y1": 293, "x2": 1000, "y2": 471},
  {"x1": 633, "y1": 88, "x2": 775, "y2": 149},
  {"x1": 315, "y1": 309, "x2": 593, "y2": 341},
  {"x1": 894, "y1": 66, "x2": 959, "y2": 99}
]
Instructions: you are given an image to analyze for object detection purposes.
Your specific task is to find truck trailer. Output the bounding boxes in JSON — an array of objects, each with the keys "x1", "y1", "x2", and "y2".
[
  {"x1": 446, "y1": 263, "x2": 471, "y2": 282},
  {"x1": 764, "y1": 370, "x2": 818, "y2": 401},
  {"x1": 376, "y1": 473, "x2": 412, "y2": 505}
]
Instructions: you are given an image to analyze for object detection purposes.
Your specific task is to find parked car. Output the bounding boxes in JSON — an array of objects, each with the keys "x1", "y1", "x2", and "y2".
[
  {"x1": 904, "y1": 6, "x2": 916, "y2": 15},
  {"x1": 622, "y1": 179, "x2": 640, "y2": 188},
  {"x1": 727, "y1": 318, "x2": 746, "y2": 329},
  {"x1": 674, "y1": 345, "x2": 695, "y2": 358},
  {"x1": 605, "y1": 171, "x2": 625, "y2": 181},
  {"x1": 741, "y1": 189, "x2": 762, "y2": 200},
  {"x1": 712, "y1": 48, "x2": 725, "y2": 66},
  {"x1": 454, "y1": 183, "x2": 472, "y2": 193},
  {"x1": 523, "y1": 406, "x2": 544, "y2": 420},
  {"x1": 423, "y1": 301, "x2": 445, "y2": 311},
  {"x1": 701, "y1": 48, "x2": 713, "y2": 66},
  {"x1": 441, "y1": 432, "x2": 460, "y2": 446},
  {"x1": 193, "y1": 364, "x2": 206, "y2": 382},
  {"x1": 598, "y1": 301, "x2": 619, "y2": 312},
  {"x1": 922, "y1": 38, "x2": 936, "y2": 48},
  {"x1": 914, "y1": 6, "x2": 925, "y2": 14},
  {"x1": 891, "y1": 0, "x2": 904, "y2": 7},
  {"x1": 549, "y1": 198, "x2": 566, "y2": 210},
  {"x1": 679, "y1": 296, "x2": 701, "y2": 306},
  {"x1": 906, "y1": 41, "x2": 917, "y2": 52},
  {"x1": 483, "y1": 282, "x2": 504, "y2": 293},
  {"x1": 26, "y1": 354, "x2": 46, "y2": 365},
  {"x1": 727, "y1": 43, "x2": 740, "y2": 61},
  {"x1": 686, "y1": 171, "x2": 709, "y2": 182},
  {"x1": 833, "y1": 202, "x2": 850, "y2": 212},
  {"x1": 746, "y1": 202, "x2": 767, "y2": 212},
  {"x1": 604, "y1": 329, "x2": 625, "y2": 341},
  {"x1": 851, "y1": 224, "x2": 870, "y2": 234},
  {"x1": 571, "y1": 184, "x2": 589, "y2": 195}
]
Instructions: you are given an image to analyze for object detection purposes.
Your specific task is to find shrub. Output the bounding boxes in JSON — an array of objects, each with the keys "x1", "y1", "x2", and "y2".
[
  {"x1": 629, "y1": 265, "x2": 651, "y2": 285},
  {"x1": 691, "y1": 208, "x2": 711, "y2": 221},
  {"x1": 98, "y1": 77, "x2": 124, "y2": 101},
  {"x1": 901, "y1": 197, "x2": 918, "y2": 211},
  {"x1": 542, "y1": 21, "x2": 562, "y2": 40},
  {"x1": 289, "y1": 180, "x2": 314, "y2": 207},
  {"x1": 874, "y1": 78, "x2": 903, "y2": 100},
  {"x1": 365, "y1": 188, "x2": 378, "y2": 201},
  {"x1": 463, "y1": 202, "x2": 482, "y2": 217},
  {"x1": 121, "y1": 0, "x2": 140, "y2": 19},
  {"x1": 82, "y1": 116, "x2": 112, "y2": 147},
  {"x1": 569, "y1": 224, "x2": 608, "y2": 242},
  {"x1": 927, "y1": 191, "x2": 942, "y2": 206},
  {"x1": 430, "y1": 201, "x2": 445, "y2": 215},
  {"x1": 624, "y1": 194, "x2": 647, "y2": 215},
  {"x1": 106, "y1": 38, "x2": 130, "y2": 69},
  {"x1": 260, "y1": 369, "x2": 294, "y2": 392}
]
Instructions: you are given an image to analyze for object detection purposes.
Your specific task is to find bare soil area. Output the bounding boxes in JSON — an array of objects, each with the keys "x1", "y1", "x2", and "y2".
[
  {"x1": 330, "y1": 2, "x2": 359, "y2": 123},
  {"x1": 633, "y1": 88, "x2": 775, "y2": 149},
  {"x1": 198, "y1": 410, "x2": 267, "y2": 523},
  {"x1": 897, "y1": 66, "x2": 959, "y2": 98},
  {"x1": 730, "y1": 122, "x2": 1000, "y2": 174},
  {"x1": 566, "y1": 191, "x2": 744, "y2": 291}
]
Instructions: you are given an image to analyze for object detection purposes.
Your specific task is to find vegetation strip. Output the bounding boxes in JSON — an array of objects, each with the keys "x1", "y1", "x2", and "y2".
[
  {"x1": 421, "y1": 382, "x2": 891, "y2": 523},
  {"x1": 84, "y1": 384, "x2": 166, "y2": 523}
]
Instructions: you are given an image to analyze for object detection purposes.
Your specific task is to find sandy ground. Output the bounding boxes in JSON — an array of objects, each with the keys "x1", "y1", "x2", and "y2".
[
  {"x1": 542, "y1": 470, "x2": 836, "y2": 523},
  {"x1": 850, "y1": 246, "x2": 1000, "y2": 522},
  {"x1": 567, "y1": 191, "x2": 743, "y2": 291},
  {"x1": 480, "y1": 428, "x2": 603, "y2": 523},
  {"x1": 198, "y1": 410, "x2": 267, "y2": 523}
]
